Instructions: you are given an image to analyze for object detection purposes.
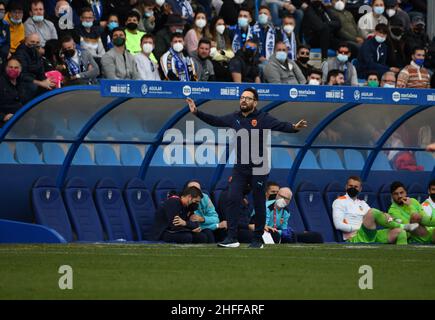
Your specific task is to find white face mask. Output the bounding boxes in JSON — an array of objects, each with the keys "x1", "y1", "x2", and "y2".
[
  {"x1": 156, "y1": 0, "x2": 165, "y2": 6},
  {"x1": 142, "y1": 43, "x2": 154, "y2": 54},
  {"x1": 309, "y1": 79, "x2": 320, "y2": 85},
  {"x1": 334, "y1": 0, "x2": 345, "y2": 11},
  {"x1": 283, "y1": 24, "x2": 294, "y2": 34},
  {"x1": 216, "y1": 25, "x2": 225, "y2": 35},
  {"x1": 375, "y1": 35, "x2": 386, "y2": 43},
  {"x1": 210, "y1": 47, "x2": 218, "y2": 57},
  {"x1": 195, "y1": 18, "x2": 206, "y2": 29},
  {"x1": 386, "y1": 9, "x2": 396, "y2": 17},
  {"x1": 275, "y1": 198, "x2": 287, "y2": 209},
  {"x1": 234, "y1": 0, "x2": 244, "y2": 4},
  {"x1": 383, "y1": 83, "x2": 395, "y2": 88},
  {"x1": 172, "y1": 42, "x2": 184, "y2": 52}
]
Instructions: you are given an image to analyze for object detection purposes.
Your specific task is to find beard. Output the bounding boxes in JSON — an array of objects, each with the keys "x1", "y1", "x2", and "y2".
[{"x1": 240, "y1": 104, "x2": 253, "y2": 113}]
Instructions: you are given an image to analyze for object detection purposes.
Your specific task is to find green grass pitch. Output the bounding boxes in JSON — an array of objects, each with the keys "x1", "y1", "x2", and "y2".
[{"x1": 1, "y1": 243, "x2": 435, "y2": 300}]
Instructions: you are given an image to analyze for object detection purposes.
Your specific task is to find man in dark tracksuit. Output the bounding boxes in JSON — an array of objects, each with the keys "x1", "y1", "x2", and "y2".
[
  {"x1": 187, "y1": 88, "x2": 307, "y2": 248},
  {"x1": 152, "y1": 186, "x2": 211, "y2": 243}
]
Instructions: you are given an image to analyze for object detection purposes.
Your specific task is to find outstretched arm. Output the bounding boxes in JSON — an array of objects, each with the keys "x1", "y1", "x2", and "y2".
[
  {"x1": 186, "y1": 98, "x2": 232, "y2": 127},
  {"x1": 263, "y1": 113, "x2": 308, "y2": 133}
]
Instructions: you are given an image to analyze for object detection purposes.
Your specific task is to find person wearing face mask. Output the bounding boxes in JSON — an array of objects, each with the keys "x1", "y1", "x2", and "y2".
[
  {"x1": 24, "y1": 0, "x2": 58, "y2": 48},
  {"x1": 326, "y1": 69, "x2": 345, "y2": 85},
  {"x1": 78, "y1": 7, "x2": 106, "y2": 60},
  {"x1": 386, "y1": 17, "x2": 407, "y2": 70},
  {"x1": 265, "y1": 181, "x2": 280, "y2": 201},
  {"x1": 154, "y1": 14, "x2": 185, "y2": 61},
  {"x1": 0, "y1": 58, "x2": 33, "y2": 127},
  {"x1": 321, "y1": 42, "x2": 358, "y2": 86},
  {"x1": 403, "y1": 14, "x2": 430, "y2": 63},
  {"x1": 152, "y1": 186, "x2": 209, "y2": 243},
  {"x1": 160, "y1": 32, "x2": 197, "y2": 81},
  {"x1": 190, "y1": 38, "x2": 216, "y2": 81},
  {"x1": 329, "y1": 0, "x2": 364, "y2": 58},
  {"x1": 101, "y1": 13, "x2": 119, "y2": 51},
  {"x1": 307, "y1": 68, "x2": 322, "y2": 85},
  {"x1": 134, "y1": 0, "x2": 156, "y2": 33},
  {"x1": 124, "y1": 11, "x2": 145, "y2": 54},
  {"x1": 295, "y1": 44, "x2": 314, "y2": 79},
  {"x1": 15, "y1": 33, "x2": 57, "y2": 93},
  {"x1": 218, "y1": 0, "x2": 255, "y2": 26},
  {"x1": 229, "y1": 39, "x2": 260, "y2": 83},
  {"x1": 357, "y1": 0, "x2": 388, "y2": 39},
  {"x1": 186, "y1": 87, "x2": 308, "y2": 248},
  {"x1": 262, "y1": 187, "x2": 292, "y2": 243},
  {"x1": 0, "y1": 1, "x2": 10, "y2": 69},
  {"x1": 275, "y1": 14, "x2": 298, "y2": 61},
  {"x1": 396, "y1": 46, "x2": 430, "y2": 88},
  {"x1": 184, "y1": 10, "x2": 212, "y2": 55},
  {"x1": 49, "y1": 1, "x2": 80, "y2": 44},
  {"x1": 380, "y1": 70, "x2": 396, "y2": 88},
  {"x1": 209, "y1": 17, "x2": 235, "y2": 82},
  {"x1": 248, "y1": 6, "x2": 276, "y2": 63},
  {"x1": 134, "y1": 34, "x2": 161, "y2": 80},
  {"x1": 333, "y1": 176, "x2": 416, "y2": 245},
  {"x1": 357, "y1": 23, "x2": 399, "y2": 80},
  {"x1": 60, "y1": 35, "x2": 99, "y2": 85},
  {"x1": 263, "y1": 41, "x2": 306, "y2": 84},
  {"x1": 365, "y1": 71, "x2": 380, "y2": 87},
  {"x1": 389, "y1": 181, "x2": 435, "y2": 244},
  {"x1": 301, "y1": 0, "x2": 341, "y2": 60},
  {"x1": 228, "y1": 8, "x2": 252, "y2": 54},
  {"x1": 421, "y1": 180, "x2": 435, "y2": 225},
  {"x1": 4, "y1": 2, "x2": 25, "y2": 55},
  {"x1": 183, "y1": 180, "x2": 227, "y2": 243},
  {"x1": 71, "y1": 0, "x2": 106, "y2": 27},
  {"x1": 384, "y1": 0, "x2": 411, "y2": 31},
  {"x1": 101, "y1": 27, "x2": 140, "y2": 79}
]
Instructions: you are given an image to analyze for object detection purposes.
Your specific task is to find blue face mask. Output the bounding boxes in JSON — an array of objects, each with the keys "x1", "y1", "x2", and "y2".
[
  {"x1": 373, "y1": 6, "x2": 385, "y2": 15},
  {"x1": 276, "y1": 51, "x2": 287, "y2": 62},
  {"x1": 32, "y1": 15, "x2": 44, "y2": 22},
  {"x1": 82, "y1": 21, "x2": 93, "y2": 28},
  {"x1": 108, "y1": 21, "x2": 119, "y2": 31},
  {"x1": 258, "y1": 13, "x2": 268, "y2": 25},
  {"x1": 415, "y1": 58, "x2": 425, "y2": 66},
  {"x1": 144, "y1": 11, "x2": 154, "y2": 18},
  {"x1": 238, "y1": 17, "x2": 249, "y2": 28}
]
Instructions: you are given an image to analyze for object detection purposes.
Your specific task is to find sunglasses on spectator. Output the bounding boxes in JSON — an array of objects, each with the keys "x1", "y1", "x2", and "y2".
[{"x1": 299, "y1": 51, "x2": 309, "y2": 56}]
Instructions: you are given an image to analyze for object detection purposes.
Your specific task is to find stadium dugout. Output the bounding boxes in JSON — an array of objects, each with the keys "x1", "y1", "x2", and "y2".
[{"x1": 0, "y1": 81, "x2": 433, "y2": 243}]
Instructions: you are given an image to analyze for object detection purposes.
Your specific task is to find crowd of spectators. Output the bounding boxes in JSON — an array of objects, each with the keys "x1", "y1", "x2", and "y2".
[{"x1": 0, "y1": 0, "x2": 433, "y2": 125}]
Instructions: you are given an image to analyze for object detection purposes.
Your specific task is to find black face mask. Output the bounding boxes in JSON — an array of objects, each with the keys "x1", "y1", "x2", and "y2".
[
  {"x1": 244, "y1": 49, "x2": 256, "y2": 60},
  {"x1": 268, "y1": 194, "x2": 277, "y2": 201},
  {"x1": 188, "y1": 203, "x2": 199, "y2": 212},
  {"x1": 347, "y1": 187, "x2": 359, "y2": 198},
  {"x1": 390, "y1": 27, "x2": 404, "y2": 37},
  {"x1": 126, "y1": 22, "x2": 138, "y2": 31},
  {"x1": 298, "y1": 56, "x2": 309, "y2": 64},
  {"x1": 430, "y1": 193, "x2": 435, "y2": 202},
  {"x1": 63, "y1": 49, "x2": 75, "y2": 58},
  {"x1": 414, "y1": 26, "x2": 425, "y2": 34}
]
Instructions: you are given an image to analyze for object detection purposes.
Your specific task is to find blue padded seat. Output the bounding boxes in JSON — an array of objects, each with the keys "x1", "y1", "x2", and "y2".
[
  {"x1": 153, "y1": 178, "x2": 178, "y2": 208},
  {"x1": 295, "y1": 181, "x2": 336, "y2": 242},
  {"x1": 32, "y1": 176, "x2": 73, "y2": 242},
  {"x1": 63, "y1": 177, "x2": 105, "y2": 241},
  {"x1": 124, "y1": 178, "x2": 156, "y2": 241},
  {"x1": 94, "y1": 178, "x2": 134, "y2": 241}
]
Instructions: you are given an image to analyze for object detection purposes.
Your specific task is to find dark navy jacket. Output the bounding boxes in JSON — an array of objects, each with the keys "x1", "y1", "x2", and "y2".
[
  {"x1": 152, "y1": 197, "x2": 200, "y2": 241},
  {"x1": 357, "y1": 37, "x2": 389, "y2": 79},
  {"x1": 0, "y1": 19, "x2": 10, "y2": 65},
  {"x1": 196, "y1": 109, "x2": 299, "y2": 172}
]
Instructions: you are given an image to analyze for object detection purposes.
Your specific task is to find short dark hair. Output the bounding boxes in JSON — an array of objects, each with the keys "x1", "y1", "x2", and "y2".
[
  {"x1": 266, "y1": 181, "x2": 280, "y2": 190},
  {"x1": 367, "y1": 71, "x2": 380, "y2": 79},
  {"x1": 127, "y1": 10, "x2": 141, "y2": 21},
  {"x1": 198, "y1": 38, "x2": 211, "y2": 48},
  {"x1": 181, "y1": 186, "x2": 203, "y2": 199},
  {"x1": 428, "y1": 179, "x2": 435, "y2": 189},
  {"x1": 239, "y1": 6, "x2": 252, "y2": 17},
  {"x1": 412, "y1": 46, "x2": 426, "y2": 55},
  {"x1": 390, "y1": 181, "x2": 406, "y2": 194},
  {"x1": 308, "y1": 68, "x2": 322, "y2": 77},
  {"x1": 60, "y1": 35, "x2": 74, "y2": 45},
  {"x1": 183, "y1": 179, "x2": 202, "y2": 191},
  {"x1": 337, "y1": 42, "x2": 350, "y2": 52},
  {"x1": 281, "y1": 13, "x2": 295, "y2": 21},
  {"x1": 298, "y1": 44, "x2": 311, "y2": 52},
  {"x1": 171, "y1": 32, "x2": 184, "y2": 41},
  {"x1": 347, "y1": 176, "x2": 362, "y2": 183},
  {"x1": 242, "y1": 87, "x2": 258, "y2": 101},
  {"x1": 375, "y1": 23, "x2": 389, "y2": 34},
  {"x1": 111, "y1": 27, "x2": 126, "y2": 37},
  {"x1": 258, "y1": 5, "x2": 271, "y2": 13},
  {"x1": 30, "y1": 0, "x2": 44, "y2": 8},
  {"x1": 140, "y1": 34, "x2": 155, "y2": 43},
  {"x1": 80, "y1": 6, "x2": 93, "y2": 16},
  {"x1": 327, "y1": 69, "x2": 344, "y2": 82},
  {"x1": 8, "y1": 1, "x2": 24, "y2": 11}
]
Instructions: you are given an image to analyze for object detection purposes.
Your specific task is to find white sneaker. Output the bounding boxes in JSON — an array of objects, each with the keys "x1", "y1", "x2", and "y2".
[{"x1": 403, "y1": 223, "x2": 419, "y2": 232}]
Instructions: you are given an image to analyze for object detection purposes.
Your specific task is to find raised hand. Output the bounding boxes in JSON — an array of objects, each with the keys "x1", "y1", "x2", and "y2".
[
  {"x1": 186, "y1": 98, "x2": 197, "y2": 114},
  {"x1": 293, "y1": 119, "x2": 308, "y2": 130}
]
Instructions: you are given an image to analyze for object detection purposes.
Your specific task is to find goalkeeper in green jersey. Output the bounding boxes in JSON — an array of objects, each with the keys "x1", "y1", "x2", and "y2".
[
  {"x1": 421, "y1": 180, "x2": 435, "y2": 226},
  {"x1": 388, "y1": 181, "x2": 435, "y2": 244}
]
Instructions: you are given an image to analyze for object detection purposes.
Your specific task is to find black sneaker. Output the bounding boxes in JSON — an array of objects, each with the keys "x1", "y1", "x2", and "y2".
[
  {"x1": 217, "y1": 237, "x2": 240, "y2": 248},
  {"x1": 248, "y1": 239, "x2": 264, "y2": 249}
]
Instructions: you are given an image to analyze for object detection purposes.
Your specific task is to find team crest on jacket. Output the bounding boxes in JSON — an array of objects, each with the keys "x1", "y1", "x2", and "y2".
[{"x1": 251, "y1": 119, "x2": 257, "y2": 127}]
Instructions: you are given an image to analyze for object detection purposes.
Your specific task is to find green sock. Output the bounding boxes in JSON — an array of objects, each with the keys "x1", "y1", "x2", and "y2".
[
  {"x1": 396, "y1": 230, "x2": 408, "y2": 245},
  {"x1": 372, "y1": 208, "x2": 402, "y2": 229}
]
